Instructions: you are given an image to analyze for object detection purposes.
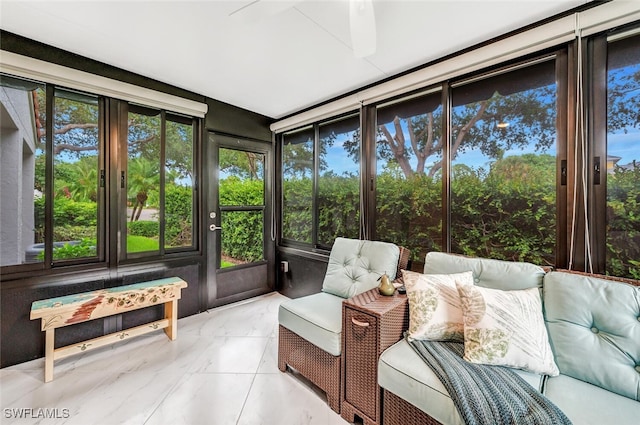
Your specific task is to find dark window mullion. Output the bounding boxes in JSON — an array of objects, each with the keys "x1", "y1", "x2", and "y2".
[
  {"x1": 442, "y1": 83, "x2": 452, "y2": 254},
  {"x1": 159, "y1": 111, "x2": 166, "y2": 255},
  {"x1": 312, "y1": 124, "x2": 319, "y2": 248},
  {"x1": 44, "y1": 84, "x2": 55, "y2": 267},
  {"x1": 97, "y1": 97, "x2": 107, "y2": 263}
]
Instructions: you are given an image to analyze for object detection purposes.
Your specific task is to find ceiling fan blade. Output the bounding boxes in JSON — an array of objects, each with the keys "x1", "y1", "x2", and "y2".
[{"x1": 349, "y1": 0, "x2": 377, "y2": 58}]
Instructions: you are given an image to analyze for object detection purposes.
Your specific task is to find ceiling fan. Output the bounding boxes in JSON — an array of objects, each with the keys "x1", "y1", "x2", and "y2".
[{"x1": 230, "y1": 0, "x2": 377, "y2": 58}]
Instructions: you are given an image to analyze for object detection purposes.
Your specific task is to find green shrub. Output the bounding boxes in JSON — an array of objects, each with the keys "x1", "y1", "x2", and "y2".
[
  {"x1": 127, "y1": 221, "x2": 158, "y2": 237},
  {"x1": 38, "y1": 238, "x2": 96, "y2": 261},
  {"x1": 52, "y1": 197, "x2": 97, "y2": 226},
  {"x1": 219, "y1": 178, "x2": 265, "y2": 262},
  {"x1": 53, "y1": 226, "x2": 96, "y2": 241},
  {"x1": 165, "y1": 185, "x2": 193, "y2": 247}
]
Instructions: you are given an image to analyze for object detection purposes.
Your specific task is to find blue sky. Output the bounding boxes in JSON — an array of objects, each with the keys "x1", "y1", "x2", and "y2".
[{"x1": 608, "y1": 128, "x2": 640, "y2": 165}]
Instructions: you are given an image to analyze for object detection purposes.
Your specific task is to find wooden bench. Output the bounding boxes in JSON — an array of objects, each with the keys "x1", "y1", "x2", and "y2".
[{"x1": 30, "y1": 277, "x2": 188, "y2": 382}]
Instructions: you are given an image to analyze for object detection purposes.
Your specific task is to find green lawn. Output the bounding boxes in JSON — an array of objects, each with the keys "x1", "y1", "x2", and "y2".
[
  {"x1": 127, "y1": 235, "x2": 159, "y2": 253},
  {"x1": 127, "y1": 236, "x2": 238, "y2": 268}
]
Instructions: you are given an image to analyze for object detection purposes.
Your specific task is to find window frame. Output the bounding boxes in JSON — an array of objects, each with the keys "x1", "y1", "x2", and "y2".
[
  {"x1": 121, "y1": 102, "x2": 200, "y2": 262},
  {"x1": 0, "y1": 75, "x2": 201, "y2": 278},
  {"x1": 279, "y1": 111, "x2": 362, "y2": 251},
  {"x1": 589, "y1": 24, "x2": 640, "y2": 277}
]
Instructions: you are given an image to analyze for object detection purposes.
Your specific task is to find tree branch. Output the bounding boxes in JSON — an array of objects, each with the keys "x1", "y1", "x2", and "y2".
[
  {"x1": 55, "y1": 123, "x2": 98, "y2": 134},
  {"x1": 53, "y1": 144, "x2": 98, "y2": 155}
]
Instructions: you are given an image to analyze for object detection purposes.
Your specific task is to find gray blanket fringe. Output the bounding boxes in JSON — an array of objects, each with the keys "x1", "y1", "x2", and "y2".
[{"x1": 408, "y1": 339, "x2": 572, "y2": 425}]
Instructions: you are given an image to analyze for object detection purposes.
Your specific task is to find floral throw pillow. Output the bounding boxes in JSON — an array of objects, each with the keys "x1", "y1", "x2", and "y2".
[
  {"x1": 455, "y1": 280, "x2": 559, "y2": 376},
  {"x1": 402, "y1": 270, "x2": 474, "y2": 342}
]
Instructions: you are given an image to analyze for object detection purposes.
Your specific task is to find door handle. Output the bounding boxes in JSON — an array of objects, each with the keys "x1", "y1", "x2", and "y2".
[{"x1": 209, "y1": 224, "x2": 222, "y2": 232}]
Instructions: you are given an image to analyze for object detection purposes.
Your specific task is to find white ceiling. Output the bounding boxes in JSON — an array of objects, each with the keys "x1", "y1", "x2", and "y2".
[{"x1": 0, "y1": 0, "x2": 591, "y2": 119}]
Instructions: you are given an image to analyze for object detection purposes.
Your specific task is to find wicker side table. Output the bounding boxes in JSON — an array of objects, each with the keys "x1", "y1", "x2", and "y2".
[{"x1": 340, "y1": 288, "x2": 409, "y2": 425}]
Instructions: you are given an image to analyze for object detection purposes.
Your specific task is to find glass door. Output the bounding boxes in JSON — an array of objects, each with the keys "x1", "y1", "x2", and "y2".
[{"x1": 206, "y1": 133, "x2": 273, "y2": 307}]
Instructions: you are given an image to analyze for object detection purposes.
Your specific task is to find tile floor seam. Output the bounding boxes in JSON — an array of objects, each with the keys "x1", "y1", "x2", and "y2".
[
  {"x1": 141, "y1": 371, "x2": 188, "y2": 425},
  {"x1": 235, "y1": 372, "x2": 259, "y2": 425},
  {"x1": 236, "y1": 329, "x2": 271, "y2": 424}
]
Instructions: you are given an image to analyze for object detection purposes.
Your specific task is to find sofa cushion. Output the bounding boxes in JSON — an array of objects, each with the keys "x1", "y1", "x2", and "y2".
[
  {"x1": 378, "y1": 339, "x2": 544, "y2": 425},
  {"x1": 424, "y1": 252, "x2": 545, "y2": 290},
  {"x1": 544, "y1": 271, "x2": 640, "y2": 401},
  {"x1": 402, "y1": 270, "x2": 474, "y2": 342},
  {"x1": 322, "y1": 237, "x2": 400, "y2": 298},
  {"x1": 278, "y1": 292, "x2": 343, "y2": 356},
  {"x1": 456, "y1": 281, "x2": 559, "y2": 376},
  {"x1": 544, "y1": 374, "x2": 640, "y2": 425}
]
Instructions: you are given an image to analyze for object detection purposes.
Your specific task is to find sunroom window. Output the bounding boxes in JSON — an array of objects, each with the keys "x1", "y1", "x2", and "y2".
[
  {"x1": 125, "y1": 106, "x2": 197, "y2": 258},
  {"x1": 606, "y1": 31, "x2": 640, "y2": 279},
  {"x1": 450, "y1": 59, "x2": 558, "y2": 265},
  {"x1": 281, "y1": 113, "x2": 361, "y2": 249},
  {"x1": 375, "y1": 91, "x2": 444, "y2": 262}
]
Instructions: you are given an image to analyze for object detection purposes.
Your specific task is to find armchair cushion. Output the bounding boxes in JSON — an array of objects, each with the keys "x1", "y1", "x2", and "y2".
[
  {"x1": 322, "y1": 237, "x2": 400, "y2": 299},
  {"x1": 278, "y1": 292, "x2": 344, "y2": 356}
]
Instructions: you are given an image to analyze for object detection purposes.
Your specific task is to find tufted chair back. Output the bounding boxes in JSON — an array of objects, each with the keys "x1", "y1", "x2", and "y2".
[
  {"x1": 321, "y1": 237, "x2": 401, "y2": 299},
  {"x1": 544, "y1": 270, "x2": 640, "y2": 401}
]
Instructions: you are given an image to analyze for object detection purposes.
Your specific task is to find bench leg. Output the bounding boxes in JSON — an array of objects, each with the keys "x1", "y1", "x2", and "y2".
[
  {"x1": 164, "y1": 299, "x2": 178, "y2": 340},
  {"x1": 45, "y1": 328, "x2": 54, "y2": 383}
]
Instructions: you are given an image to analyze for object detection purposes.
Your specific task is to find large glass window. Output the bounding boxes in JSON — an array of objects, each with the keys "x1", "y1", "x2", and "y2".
[
  {"x1": 126, "y1": 107, "x2": 197, "y2": 257},
  {"x1": 0, "y1": 74, "x2": 199, "y2": 275},
  {"x1": 282, "y1": 127, "x2": 314, "y2": 244},
  {"x1": 606, "y1": 33, "x2": 640, "y2": 279},
  {"x1": 52, "y1": 89, "x2": 101, "y2": 262},
  {"x1": 0, "y1": 76, "x2": 47, "y2": 266},
  {"x1": 450, "y1": 60, "x2": 558, "y2": 265},
  {"x1": 318, "y1": 115, "x2": 360, "y2": 247},
  {"x1": 0, "y1": 78, "x2": 104, "y2": 267},
  {"x1": 281, "y1": 114, "x2": 361, "y2": 248},
  {"x1": 375, "y1": 92, "x2": 443, "y2": 263},
  {"x1": 165, "y1": 115, "x2": 195, "y2": 250},
  {"x1": 127, "y1": 106, "x2": 161, "y2": 255}
]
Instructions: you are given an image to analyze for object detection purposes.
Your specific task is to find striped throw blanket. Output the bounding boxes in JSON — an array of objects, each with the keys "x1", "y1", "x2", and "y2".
[{"x1": 408, "y1": 339, "x2": 572, "y2": 425}]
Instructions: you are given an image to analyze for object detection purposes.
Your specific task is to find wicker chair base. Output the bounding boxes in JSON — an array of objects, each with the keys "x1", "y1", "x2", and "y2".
[
  {"x1": 341, "y1": 400, "x2": 377, "y2": 425},
  {"x1": 278, "y1": 325, "x2": 341, "y2": 413},
  {"x1": 382, "y1": 389, "x2": 442, "y2": 425}
]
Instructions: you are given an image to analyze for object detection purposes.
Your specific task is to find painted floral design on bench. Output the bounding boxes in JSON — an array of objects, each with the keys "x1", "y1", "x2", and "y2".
[{"x1": 106, "y1": 285, "x2": 176, "y2": 309}]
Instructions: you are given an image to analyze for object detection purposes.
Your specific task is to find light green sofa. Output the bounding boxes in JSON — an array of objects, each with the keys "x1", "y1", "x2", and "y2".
[{"x1": 378, "y1": 252, "x2": 640, "y2": 425}]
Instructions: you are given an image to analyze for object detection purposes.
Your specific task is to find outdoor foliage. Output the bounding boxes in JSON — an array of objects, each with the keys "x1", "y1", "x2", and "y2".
[
  {"x1": 52, "y1": 239, "x2": 96, "y2": 260},
  {"x1": 127, "y1": 221, "x2": 158, "y2": 238},
  {"x1": 219, "y1": 176, "x2": 264, "y2": 263},
  {"x1": 165, "y1": 185, "x2": 193, "y2": 248},
  {"x1": 606, "y1": 162, "x2": 640, "y2": 279},
  {"x1": 376, "y1": 170, "x2": 442, "y2": 260},
  {"x1": 34, "y1": 196, "x2": 97, "y2": 243},
  {"x1": 38, "y1": 239, "x2": 96, "y2": 261},
  {"x1": 318, "y1": 173, "x2": 360, "y2": 246},
  {"x1": 450, "y1": 154, "x2": 556, "y2": 265}
]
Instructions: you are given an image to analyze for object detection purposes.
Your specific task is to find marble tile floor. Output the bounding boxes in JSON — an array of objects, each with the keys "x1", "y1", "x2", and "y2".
[{"x1": 0, "y1": 292, "x2": 351, "y2": 425}]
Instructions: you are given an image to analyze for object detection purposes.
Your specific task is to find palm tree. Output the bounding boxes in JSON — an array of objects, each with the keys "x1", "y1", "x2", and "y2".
[
  {"x1": 67, "y1": 156, "x2": 99, "y2": 202},
  {"x1": 128, "y1": 156, "x2": 159, "y2": 222}
]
